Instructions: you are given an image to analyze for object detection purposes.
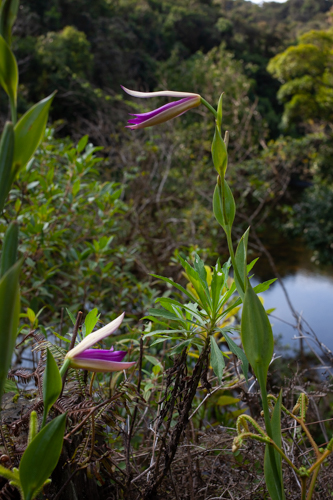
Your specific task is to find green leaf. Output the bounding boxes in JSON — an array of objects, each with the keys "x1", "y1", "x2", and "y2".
[
  {"x1": 52, "y1": 331, "x2": 71, "y2": 343},
  {"x1": 223, "y1": 331, "x2": 249, "y2": 383},
  {"x1": 217, "y1": 395, "x2": 240, "y2": 406},
  {"x1": 210, "y1": 336, "x2": 225, "y2": 384},
  {"x1": 0, "y1": 258, "x2": 21, "y2": 401},
  {"x1": 66, "y1": 308, "x2": 76, "y2": 326},
  {"x1": 144, "y1": 355, "x2": 162, "y2": 366},
  {"x1": 234, "y1": 227, "x2": 250, "y2": 299},
  {"x1": 192, "y1": 253, "x2": 207, "y2": 285},
  {"x1": 213, "y1": 180, "x2": 235, "y2": 232},
  {"x1": 147, "y1": 308, "x2": 183, "y2": 322},
  {"x1": 84, "y1": 308, "x2": 100, "y2": 337},
  {"x1": 143, "y1": 329, "x2": 184, "y2": 339},
  {"x1": 42, "y1": 349, "x2": 62, "y2": 427},
  {"x1": 76, "y1": 135, "x2": 88, "y2": 153},
  {"x1": 4, "y1": 378, "x2": 18, "y2": 394},
  {"x1": 156, "y1": 297, "x2": 205, "y2": 324},
  {"x1": 27, "y1": 307, "x2": 36, "y2": 324},
  {"x1": 247, "y1": 258, "x2": 259, "y2": 273},
  {"x1": 150, "y1": 337, "x2": 172, "y2": 347},
  {"x1": 0, "y1": 221, "x2": 18, "y2": 278},
  {"x1": 178, "y1": 254, "x2": 211, "y2": 311},
  {"x1": 0, "y1": 34, "x2": 17, "y2": 104},
  {"x1": 211, "y1": 259, "x2": 228, "y2": 313},
  {"x1": 241, "y1": 279, "x2": 274, "y2": 381},
  {"x1": 212, "y1": 125, "x2": 228, "y2": 178},
  {"x1": 264, "y1": 392, "x2": 285, "y2": 500},
  {"x1": 12, "y1": 93, "x2": 55, "y2": 176},
  {"x1": 0, "y1": 0, "x2": 19, "y2": 45},
  {"x1": 150, "y1": 273, "x2": 201, "y2": 306},
  {"x1": 216, "y1": 93, "x2": 223, "y2": 133},
  {"x1": 0, "y1": 121, "x2": 14, "y2": 212},
  {"x1": 253, "y1": 278, "x2": 277, "y2": 293},
  {"x1": 19, "y1": 413, "x2": 66, "y2": 500}
]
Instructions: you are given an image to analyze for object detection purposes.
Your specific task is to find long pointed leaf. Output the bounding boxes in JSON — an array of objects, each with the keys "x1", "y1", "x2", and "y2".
[
  {"x1": 0, "y1": 258, "x2": 21, "y2": 402},
  {"x1": 19, "y1": 414, "x2": 66, "y2": 500},
  {"x1": 264, "y1": 392, "x2": 285, "y2": 500},
  {"x1": 13, "y1": 92, "x2": 55, "y2": 176}
]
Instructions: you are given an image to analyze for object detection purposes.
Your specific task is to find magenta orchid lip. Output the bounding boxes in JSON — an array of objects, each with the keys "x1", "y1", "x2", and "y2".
[
  {"x1": 121, "y1": 86, "x2": 201, "y2": 129},
  {"x1": 63, "y1": 312, "x2": 136, "y2": 373}
]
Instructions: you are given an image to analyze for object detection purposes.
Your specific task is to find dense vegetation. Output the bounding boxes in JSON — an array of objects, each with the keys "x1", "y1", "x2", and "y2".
[
  {"x1": 0, "y1": 2, "x2": 333, "y2": 499},
  {"x1": 4, "y1": 0, "x2": 331, "y2": 307}
]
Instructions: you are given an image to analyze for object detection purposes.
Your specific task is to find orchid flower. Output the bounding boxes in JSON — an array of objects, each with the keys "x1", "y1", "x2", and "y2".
[
  {"x1": 61, "y1": 312, "x2": 135, "y2": 374},
  {"x1": 121, "y1": 86, "x2": 202, "y2": 129}
]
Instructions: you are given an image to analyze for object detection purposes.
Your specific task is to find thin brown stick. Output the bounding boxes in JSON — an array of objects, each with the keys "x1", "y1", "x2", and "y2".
[{"x1": 61, "y1": 311, "x2": 83, "y2": 395}]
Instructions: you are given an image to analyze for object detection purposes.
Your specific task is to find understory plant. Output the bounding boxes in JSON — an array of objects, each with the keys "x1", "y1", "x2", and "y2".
[{"x1": 122, "y1": 86, "x2": 333, "y2": 499}]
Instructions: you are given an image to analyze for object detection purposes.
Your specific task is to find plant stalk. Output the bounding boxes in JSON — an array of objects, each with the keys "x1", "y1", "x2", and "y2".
[{"x1": 200, "y1": 97, "x2": 217, "y2": 118}]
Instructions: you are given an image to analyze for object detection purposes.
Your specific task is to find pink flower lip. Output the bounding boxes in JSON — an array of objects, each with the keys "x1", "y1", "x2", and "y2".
[{"x1": 65, "y1": 312, "x2": 136, "y2": 373}]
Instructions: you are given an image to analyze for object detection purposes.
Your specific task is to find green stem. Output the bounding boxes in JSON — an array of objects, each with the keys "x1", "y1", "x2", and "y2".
[
  {"x1": 306, "y1": 466, "x2": 320, "y2": 500},
  {"x1": 9, "y1": 96, "x2": 17, "y2": 125},
  {"x1": 268, "y1": 439, "x2": 300, "y2": 474},
  {"x1": 200, "y1": 97, "x2": 217, "y2": 118},
  {"x1": 301, "y1": 477, "x2": 307, "y2": 500},
  {"x1": 308, "y1": 449, "x2": 332, "y2": 474},
  {"x1": 258, "y1": 369, "x2": 284, "y2": 497},
  {"x1": 59, "y1": 358, "x2": 71, "y2": 378}
]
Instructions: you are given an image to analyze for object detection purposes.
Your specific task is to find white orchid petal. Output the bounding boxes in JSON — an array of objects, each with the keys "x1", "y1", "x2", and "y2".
[
  {"x1": 121, "y1": 86, "x2": 200, "y2": 99},
  {"x1": 67, "y1": 312, "x2": 125, "y2": 358}
]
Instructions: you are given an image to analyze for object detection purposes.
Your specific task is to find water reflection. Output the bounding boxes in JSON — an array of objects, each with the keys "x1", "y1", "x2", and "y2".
[{"x1": 252, "y1": 235, "x2": 333, "y2": 352}]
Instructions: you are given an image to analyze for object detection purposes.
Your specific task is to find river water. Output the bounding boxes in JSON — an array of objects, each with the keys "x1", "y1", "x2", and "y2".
[{"x1": 251, "y1": 234, "x2": 333, "y2": 354}]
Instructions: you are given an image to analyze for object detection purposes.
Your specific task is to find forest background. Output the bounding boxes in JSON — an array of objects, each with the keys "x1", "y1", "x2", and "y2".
[
  {"x1": 1, "y1": 0, "x2": 333, "y2": 336},
  {"x1": 1, "y1": 0, "x2": 333, "y2": 498}
]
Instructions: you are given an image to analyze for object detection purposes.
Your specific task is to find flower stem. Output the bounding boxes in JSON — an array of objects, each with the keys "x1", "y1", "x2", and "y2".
[
  {"x1": 59, "y1": 358, "x2": 70, "y2": 378},
  {"x1": 200, "y1": 97, "x2": 217, "y2": 118},
  {"x1": 301, "y1": 477, "x2": 307, "y2": 500},
  {"x1": 258, "y1": 369, "x2": 284, "y2": 496},
  {"x1": 308, "y1": 448, "x2": 332, "y2": 474},
  {"x1": 306, "y1": 465, "x2": 320, "y2": 500}
]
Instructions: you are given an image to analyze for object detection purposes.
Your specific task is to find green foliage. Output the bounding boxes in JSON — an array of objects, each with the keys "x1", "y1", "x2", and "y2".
[
  {"x1": 264, "y1": 393, "x2": 285, "y2": 500},
  {"x1": 0, "y1": 221, "x2": 18, "y2": 277},
  {"x1": 42, "y1": 349, "x2": 62, "y2": 427},
  {"x1": 36, "y1": 26, "x2": 92, "y2": 79},
  {"x1": 1, "y1": 130, "x2": 155, "y2": 321},
  {"x1": 0, "y1": 0, "x2": 19, "y2": 46},
  {"x1": 13, "y1": 93, "x2": 55, "y2": 177},
  {"x1": 268, "y1": 28, "x2": 333, "y2": 128},
  {"x1": 0, "y1": 34, "x2": 17, "y2": 105},
  {"x1": 19, "y1": 414, "x2": 66, "y2": 500},
  {"x1": 0, "y1": 121, "x2": 14, "y2": 212},
  {"x1": 241, "y1": 279, "x2": 274, "y2": 382},
  {"x1": 210, "y1": 335, "x2": 225, "y2": 384},
  {"x1": 213, "y1": 180, "x2": 235, "y2": 234},
  {"x1": 212, "y1": 125, "x2": 228, "y2": 178},
  {"x1": 145, "y1": 252, "x2": 249, "y2": 381},
  {"x1": 0, "y1": 258, "x2": 21, "y2": 401}
]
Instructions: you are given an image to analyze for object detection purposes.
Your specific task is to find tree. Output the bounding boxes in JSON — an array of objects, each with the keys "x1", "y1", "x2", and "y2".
[{"x1": 267, "y1": 28, "x2": 333, "y2": 129}]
